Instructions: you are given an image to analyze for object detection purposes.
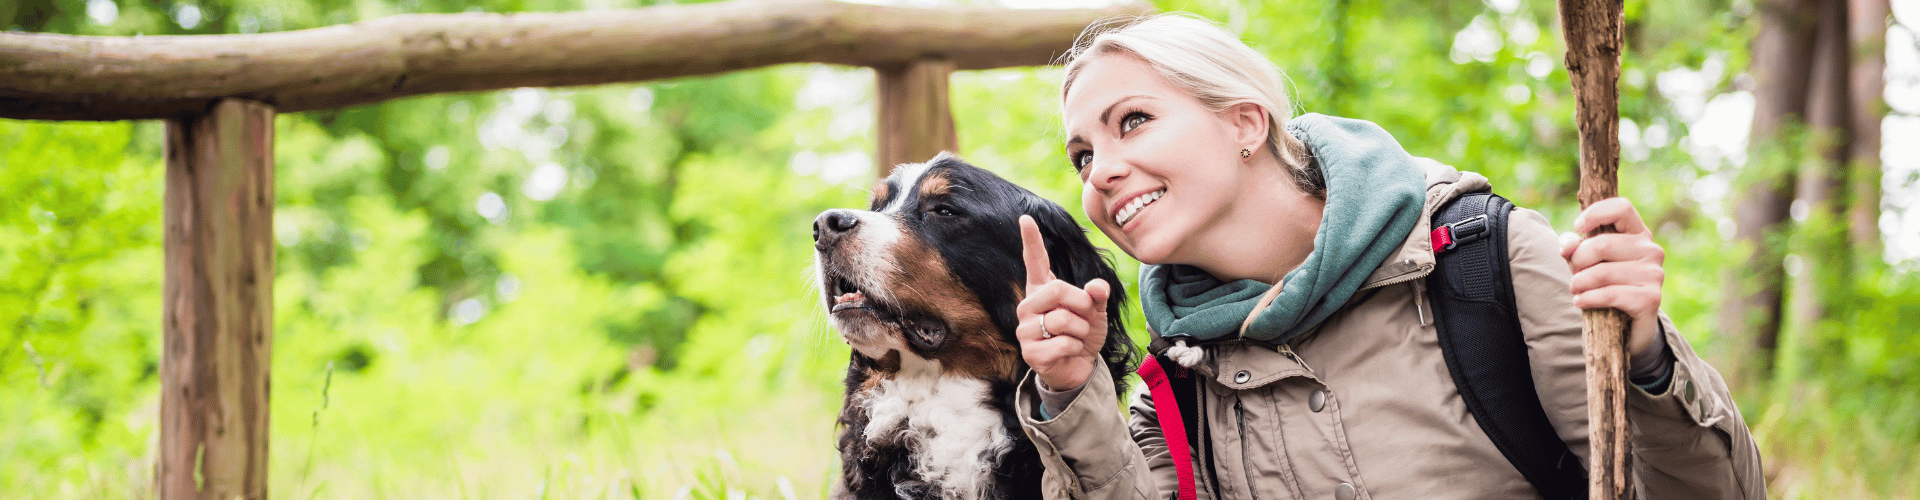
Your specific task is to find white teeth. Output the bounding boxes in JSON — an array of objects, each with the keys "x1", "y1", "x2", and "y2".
[{"x1": 1115, "y1": 189, "x2": 1164, "y2": 226}]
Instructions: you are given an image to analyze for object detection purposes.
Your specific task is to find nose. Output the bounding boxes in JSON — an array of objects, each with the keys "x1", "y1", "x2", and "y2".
[
  {"x1": 813, "y1": 209, "x2": 860, "y2": 251},
  {"x1": 1085, "y1": 154, "x2": 1130, "y2": 192}
]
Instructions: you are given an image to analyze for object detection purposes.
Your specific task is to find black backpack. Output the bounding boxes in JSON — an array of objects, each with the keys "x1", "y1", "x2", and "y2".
[{"x1": 1141, "y1": 192, "x2": 1586, "y2": 500}]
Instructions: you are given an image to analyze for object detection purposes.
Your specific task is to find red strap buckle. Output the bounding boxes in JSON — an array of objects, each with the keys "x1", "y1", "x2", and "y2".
[{"x1": 1431, "y1": 225, "x2": 1454, "y2": 254}]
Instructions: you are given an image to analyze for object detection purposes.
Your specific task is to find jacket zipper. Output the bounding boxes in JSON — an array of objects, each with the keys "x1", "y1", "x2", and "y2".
[
  {"x1": 1412, "y1": 277, "x2": 1432, "y2": 326},
  {"x1": 1236, "y1": 398, "x2": 1259, "y2": 500},
  {"x1": 1361, "y1": 260, "x2": 1436, "y2": 291},
  {"x1": 1200, "y1": 377, "x2": 1225, "y2": 499}
]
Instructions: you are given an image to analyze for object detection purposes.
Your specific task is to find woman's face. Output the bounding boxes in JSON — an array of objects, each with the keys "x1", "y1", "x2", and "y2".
[{"x1": 1063, "y1": 53, "x2": 1256, "y2": 266}]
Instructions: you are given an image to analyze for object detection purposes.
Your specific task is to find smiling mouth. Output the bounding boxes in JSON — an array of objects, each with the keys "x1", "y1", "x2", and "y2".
[{"x1": 1115, "y1": 189, "x2": 1165, "y2": 226}]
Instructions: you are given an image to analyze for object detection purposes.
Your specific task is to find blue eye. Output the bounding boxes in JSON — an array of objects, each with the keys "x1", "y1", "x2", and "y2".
[{"x1": 1071, "y1": 151, "x2": 1093, "y2": 172}]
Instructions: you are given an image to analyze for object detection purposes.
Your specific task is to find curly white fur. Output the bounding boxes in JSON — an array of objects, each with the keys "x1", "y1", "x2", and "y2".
[{"x1": 861, "y1": 357, "x2": 1014, "y2": 500}]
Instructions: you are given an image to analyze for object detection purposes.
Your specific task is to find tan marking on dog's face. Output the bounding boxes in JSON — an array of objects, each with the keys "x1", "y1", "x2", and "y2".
[
  {"x1": 886, "y1": 228, "x2": 1019, "y2": 382},
  {"x1": 918, "y1": 172, "x2": 953, "y2": 200},
  {"x1": 869, "y1": 180, "x2": 892, "y2": 210}
]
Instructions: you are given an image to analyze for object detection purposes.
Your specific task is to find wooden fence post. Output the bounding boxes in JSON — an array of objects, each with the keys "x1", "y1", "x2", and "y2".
[
  {"x1": 875, "y1": 58, "x2": 958, "y2": 178},
  {"x1": 160, "y1": 98, "x2": 276, "y2": 500}
]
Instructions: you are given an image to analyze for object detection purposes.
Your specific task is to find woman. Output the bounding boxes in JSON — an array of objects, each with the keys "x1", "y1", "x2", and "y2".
[{"x1": 1012, "y1": 13, "x2": 1764, "y2": 500}]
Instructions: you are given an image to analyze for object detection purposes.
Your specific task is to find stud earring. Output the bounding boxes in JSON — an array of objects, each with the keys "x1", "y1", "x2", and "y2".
[{"x1": 1239, "y1": 148, "x2": 1251, "y2": 158}]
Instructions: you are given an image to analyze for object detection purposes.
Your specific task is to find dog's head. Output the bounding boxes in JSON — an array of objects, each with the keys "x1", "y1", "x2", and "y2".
[{"x1": 812, "y1": 153, "x2": 1137, "y2": 387}]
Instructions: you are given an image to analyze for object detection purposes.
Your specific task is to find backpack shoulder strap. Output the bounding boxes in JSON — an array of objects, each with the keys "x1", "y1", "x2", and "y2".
[
  {"x1": 1137, "y1": 355, "x2": 1200, "y2": 500},
  {"x1": 1428, "y1": 192, "x2": 1587, "y2": 500}
]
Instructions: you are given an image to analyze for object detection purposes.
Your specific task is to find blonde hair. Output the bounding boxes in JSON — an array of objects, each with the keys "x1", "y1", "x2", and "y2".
[{"x1": 1061, "y1": 13, "x2": 1323, "y2": 198}]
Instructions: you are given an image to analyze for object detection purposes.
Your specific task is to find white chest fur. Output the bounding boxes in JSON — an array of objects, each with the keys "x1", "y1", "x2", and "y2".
[{"x1": 861, "y1": 362, "x2": 1014, "y2": 500}]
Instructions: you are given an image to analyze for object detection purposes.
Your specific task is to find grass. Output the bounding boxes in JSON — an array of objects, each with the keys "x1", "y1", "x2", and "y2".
[
  {"x1": 267, "y1": 372, "x2": 843, "y2": 500},
  {"x1": 5, "y1": 352, "x2": 1918, "y2": 499},
  {"x1": 1748, "y1": 377, "x2": 1920, "y2": 499}
]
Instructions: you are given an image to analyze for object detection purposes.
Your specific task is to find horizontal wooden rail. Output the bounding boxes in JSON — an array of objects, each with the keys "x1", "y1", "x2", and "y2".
[{"x1": 0, "y1": 0, "x2": 1148, "y2": 121}]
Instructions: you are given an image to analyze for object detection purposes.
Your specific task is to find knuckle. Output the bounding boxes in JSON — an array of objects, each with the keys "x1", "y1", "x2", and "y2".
[
  {"x1": 1570, "y1": 272, "x2": 1594, "y2": 292},
  {"x1": 1590, "y1": 235, "x2": 1615, "y2": 254}
]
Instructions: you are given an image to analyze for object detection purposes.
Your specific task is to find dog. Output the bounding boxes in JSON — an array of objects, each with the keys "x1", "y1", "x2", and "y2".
[{"x1": 812, "y1": 153, "x2": 1137, "y2": 500}]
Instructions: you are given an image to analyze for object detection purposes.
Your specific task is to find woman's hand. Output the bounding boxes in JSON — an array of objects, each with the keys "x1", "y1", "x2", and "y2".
[
  {"x1": 1017, "y1": 215, "x2": 1110, "y2": 392},
  {"x1": 1560, "y1": 197, "x2": 1667, "y2": 362}
]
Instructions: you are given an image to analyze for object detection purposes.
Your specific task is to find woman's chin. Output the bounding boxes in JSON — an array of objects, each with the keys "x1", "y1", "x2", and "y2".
[
  {"x1": 1105, "y1": 220, "x2": 1177, "y2": 265},
  {"x1": 1120, "y1": 237, "x2": 1176, "y2": 266}
]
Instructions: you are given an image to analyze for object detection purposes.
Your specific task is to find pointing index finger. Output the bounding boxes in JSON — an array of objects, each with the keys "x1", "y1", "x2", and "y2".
[{"x1": 1019, "y1": 215, "x2": 1053, "y2": 287}]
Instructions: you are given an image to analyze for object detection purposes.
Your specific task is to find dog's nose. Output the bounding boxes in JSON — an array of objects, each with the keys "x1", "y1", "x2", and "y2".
[{"x1": 814, "y1": 209, "x2": 860, "y2": 250}]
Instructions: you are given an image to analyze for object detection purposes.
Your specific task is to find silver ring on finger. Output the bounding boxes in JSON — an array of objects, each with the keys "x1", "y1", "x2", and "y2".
[{"x1": 1039, "y1": 320, "x2": 1053, "y2": 339}]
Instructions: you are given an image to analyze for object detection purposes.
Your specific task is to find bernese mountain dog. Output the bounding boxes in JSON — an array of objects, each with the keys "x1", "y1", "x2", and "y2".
[{"x1": 812, "y1": 153, "x2": 1137, "y2": 500}]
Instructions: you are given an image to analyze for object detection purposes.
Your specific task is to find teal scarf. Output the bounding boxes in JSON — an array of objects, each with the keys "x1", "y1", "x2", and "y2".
[{"x1": 1140, "y1": 114, "x2": 1426, "y2": 346}]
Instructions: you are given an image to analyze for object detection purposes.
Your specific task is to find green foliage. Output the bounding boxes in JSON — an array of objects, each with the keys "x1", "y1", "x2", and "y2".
[
  {"x1": 1, "y1": 119, "x2": 163, "y2": 495},
  {"x1": 3, "y1": 0, "x2": 1916, "y2": 498},
  {"x1": 1748, "y1": 270, "x2": 1920, "y2": 499}
]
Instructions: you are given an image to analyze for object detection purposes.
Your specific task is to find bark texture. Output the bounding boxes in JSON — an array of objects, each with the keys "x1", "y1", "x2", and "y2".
[
  {"x1": 875, "y1": 59, "x2": 958, "y2": 178},
  {"x1": 160, "y1": 98, "x2": 275, "y2": 500},
  {"x1": 1557, "y1": 0, "x2": 1630, "y2": 497},
  {"x1": 0, "y1": 0, "x2": 1147, "y2": 121}
]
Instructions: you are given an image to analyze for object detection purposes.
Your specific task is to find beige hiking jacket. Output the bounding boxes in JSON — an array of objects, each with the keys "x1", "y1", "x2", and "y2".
[{"x1": 1014, "y1": 161, "x2": 1765, "y2": 500}]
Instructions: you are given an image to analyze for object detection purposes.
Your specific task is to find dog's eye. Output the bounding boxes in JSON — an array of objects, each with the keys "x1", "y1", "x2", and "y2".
[
  {"x1": 1120, "y1": 111, "x2": 1152, "y2": 134},
  {"x1": 931, "y1": 205, "x2": 957, "y2": 217}
]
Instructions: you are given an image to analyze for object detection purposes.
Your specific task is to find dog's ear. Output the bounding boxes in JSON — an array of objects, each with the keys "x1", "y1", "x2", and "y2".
[{"x1": 1022, "y1": 196, "x2": 1139, "y2": 392}]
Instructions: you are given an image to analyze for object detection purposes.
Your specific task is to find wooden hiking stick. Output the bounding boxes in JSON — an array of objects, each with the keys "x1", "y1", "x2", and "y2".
[{"x1": 1557, "y1": 0, "x2": 1630, "y2": 498}]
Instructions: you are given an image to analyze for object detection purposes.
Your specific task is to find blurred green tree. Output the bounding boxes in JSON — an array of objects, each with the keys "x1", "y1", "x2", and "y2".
[{"x1": 2, "y1": 0, "x2": 1916, "y2": 498}]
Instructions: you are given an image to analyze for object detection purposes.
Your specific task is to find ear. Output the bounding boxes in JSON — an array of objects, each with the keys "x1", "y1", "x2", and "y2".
[{"x1": 1223, "y1": 102, "x2": 1270, "y2": 156}]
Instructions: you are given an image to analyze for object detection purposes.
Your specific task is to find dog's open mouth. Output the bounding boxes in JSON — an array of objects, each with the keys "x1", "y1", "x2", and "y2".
[
  {"x1": 830, "y1": 276, "x2": 870, "y2": 313},
  {"x1": 827, "y1": 275, "x2": 906, "y2": 324},
  {"x1": 820, "y1": 263, "x2": 951, "y2": 352}
]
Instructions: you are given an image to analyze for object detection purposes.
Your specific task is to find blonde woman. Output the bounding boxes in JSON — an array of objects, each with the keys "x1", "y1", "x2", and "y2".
[{"x1": 1012, "y1": 13, "x2": 1763, "y2": 500}]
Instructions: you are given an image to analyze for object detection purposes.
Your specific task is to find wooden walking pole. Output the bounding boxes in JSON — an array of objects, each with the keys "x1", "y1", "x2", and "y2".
[{"x1": 1557, "y1": 0, "x2": 1630, "y2": 498}]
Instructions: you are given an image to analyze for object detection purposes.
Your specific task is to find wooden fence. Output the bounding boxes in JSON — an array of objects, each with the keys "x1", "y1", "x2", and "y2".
[{"x1": 0, "y1": 1, "x2": 1146, "y2": 498}]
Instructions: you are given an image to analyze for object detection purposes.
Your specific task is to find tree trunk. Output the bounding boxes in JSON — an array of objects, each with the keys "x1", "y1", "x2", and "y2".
[
  {"x1": 160, "y1": 99, "x2": 275, "y2": 500},
  {"x1": 1722, "y1": 0, "x2": 1818, "y2": 385},
  {"x1": 1847, "y1": 0, "x2": 1890, "y2": 271},
  {"x1": 1787, "y1": 0, "x2": 1852, "y2": 348}
]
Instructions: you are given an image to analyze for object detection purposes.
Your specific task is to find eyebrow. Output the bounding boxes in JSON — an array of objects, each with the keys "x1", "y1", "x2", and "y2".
[{"x1": 1065, "y1": 94, "x2": 1154, "y2": 148}]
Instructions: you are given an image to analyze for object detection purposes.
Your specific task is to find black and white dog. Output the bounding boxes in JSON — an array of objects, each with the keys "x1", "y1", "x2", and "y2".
[{"x1": 812, "y1": 153, "x2": 1137, "y2": 500}]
